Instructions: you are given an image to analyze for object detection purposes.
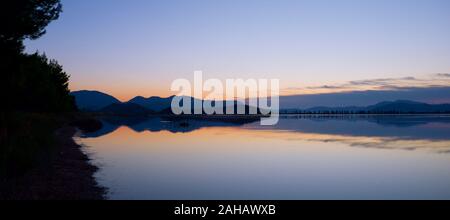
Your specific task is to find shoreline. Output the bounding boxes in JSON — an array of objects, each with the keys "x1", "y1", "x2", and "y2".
[{"x1": 0, "y1": 126, "x2": 106, "y2": 200}]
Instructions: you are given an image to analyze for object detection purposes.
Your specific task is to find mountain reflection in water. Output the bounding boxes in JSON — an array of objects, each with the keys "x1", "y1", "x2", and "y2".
[
  {"x1": 76, "y1": 115, "x2": 450, "y2": 199},
  {"x1": 83, "y1": 115, "x2": 450, "y2": 153}
]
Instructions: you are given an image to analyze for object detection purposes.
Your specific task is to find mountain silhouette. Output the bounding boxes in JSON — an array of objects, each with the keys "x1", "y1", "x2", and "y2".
[
  {"x1": 366, "y1": 100, "x2": 450, "y2": 113},
  {"x1": 128, "y1": 95, "x2": 175, "y2": 112},
  {"x1": 72, "y1": 90, "x2": 261, "y2": 115},
  {"x1": 159, "y1": 99, "x2": 262, "y2": 115},
  {"x1": 100, "y1": 103, "x2": 154, "y2": 116},
  {"x1": 71, "y1": 90, "x2": 120, "y2": 111},
  {"x1": 301, "y1": 106, "x2": 366, "y2": 113},
  {"x1": 278, "y1": 87, "x2": 450, "y2": 109},
  {"x1": 71, "y1": 90, "x2": 450, "y2": 115},
  {"x1": 292, "y1": 100, "x2": 450, "y2": 114}
]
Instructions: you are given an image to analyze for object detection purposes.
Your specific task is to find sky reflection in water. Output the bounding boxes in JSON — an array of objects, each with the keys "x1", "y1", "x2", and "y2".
[{"x1": 76, "y1": 115, "x2": 450, "y2": 200}]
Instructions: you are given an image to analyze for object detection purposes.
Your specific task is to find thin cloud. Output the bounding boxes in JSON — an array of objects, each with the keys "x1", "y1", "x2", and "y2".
[
  {"x1": 435, "y1": 73, "x2": 450, "y2": 78},
  {"x1": 282, "y1": 74, "x2": 450, "y2": 95},
  {"x1": 305, "y1": 85, "x2": 345, "y2": 89}
]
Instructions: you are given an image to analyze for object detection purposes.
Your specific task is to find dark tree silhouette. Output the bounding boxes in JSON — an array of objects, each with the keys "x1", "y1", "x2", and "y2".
[
  {"x1": 11, "y1": 53, "x2": 75, "y2": 112},
  {"x1": 1, "y1": 0, "x2": 74, "y2": 180},
  {"x1": 0, "y1": 0, "x2": 62, "y2": 53},
  {"x1": 1, "y1": 0, "x2": 75, "y2": 112}
]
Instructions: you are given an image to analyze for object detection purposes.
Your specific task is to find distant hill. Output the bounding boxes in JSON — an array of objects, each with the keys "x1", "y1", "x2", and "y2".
[
  {"x1": 367, "y1": 100, "x2": 450, "y2": 113},
  {"x1": 73, "y1": 90, "x2": 450, "y2": 115},
  {"x1": 100, "y1": 103, "x2": 153, "y2": 116},
  {"x1": 303, "y1": 106, "x2": 366, "y2": 113},
  {"x1": 128, "y1": 96, "x2": 175, "y2": 112},
  {"x1": 160, "y1": 100, "x2": 262, "y2": 115},
  {"x1": 278, "y1": 87, "x2": 450, "y2": 109},
  {"x1": 284, "y1": 100, "x2": 450, "y2": 114},
  {"x1": 71, "y1": 90, "x2": 120, "y2": 111}
]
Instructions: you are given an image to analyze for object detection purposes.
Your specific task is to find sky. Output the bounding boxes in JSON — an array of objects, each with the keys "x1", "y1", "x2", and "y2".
[{"x1": 25, "y1": 0, "x2": 450, "y2": 102}]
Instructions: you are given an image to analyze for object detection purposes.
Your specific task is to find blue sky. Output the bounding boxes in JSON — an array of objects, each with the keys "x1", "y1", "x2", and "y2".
[{"x1": 25, "y1": 0, "x2": 450, "y2": 101}]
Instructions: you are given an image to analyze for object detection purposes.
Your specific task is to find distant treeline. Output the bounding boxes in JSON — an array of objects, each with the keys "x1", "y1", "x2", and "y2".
[
  {"x1": 279, "y1": 110, "x2": 450, "y2": 114},
  {"x1": 280, "y1": 100, "x2": 450, "y2": 115}
]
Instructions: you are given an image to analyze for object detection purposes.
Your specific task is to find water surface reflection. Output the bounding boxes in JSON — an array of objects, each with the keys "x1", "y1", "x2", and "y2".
[{"x1": 77, "y1": 115, "x2": 450, "y2": 199}]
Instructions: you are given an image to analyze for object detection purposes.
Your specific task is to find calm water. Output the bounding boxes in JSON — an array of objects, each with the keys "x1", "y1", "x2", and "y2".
[{"x1": 76, "y1": 115, "x2": 450, "y2": 200}]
